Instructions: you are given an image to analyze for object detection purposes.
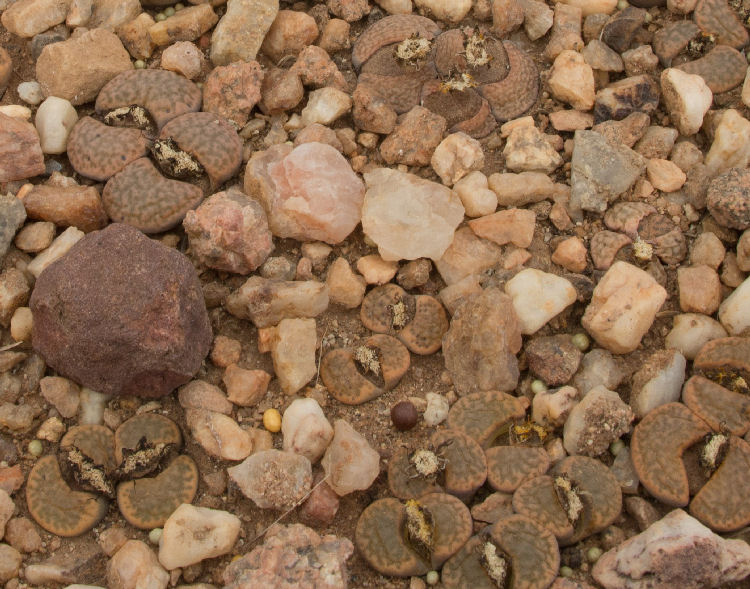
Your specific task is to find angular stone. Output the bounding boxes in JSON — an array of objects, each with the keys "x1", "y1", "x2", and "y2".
[
  {"x1": 570, "y1": 130, "x2": 646, "y2": 214},
  {"x1": 0, "y1": 114, "x2": 45, "y2": 182},
  {"x1": 326, "y1": 257, "x2": 366, "y2": 309},
  {"x1": 582, "y1": 261, "x2": 667, "y2": 354},
  {"x1": 160, "y1": 41, "x2": 204, "y2": 80},
  {"x1": 435, "y1": 227, "x2": 502, "y2": 286},
  {"x1": 453, "y1": 171, "x2": 498, "y2": 217},
  {"x1": 677, "y1": 265, "x2": 721, "y2": 315},
  {"x1": 594, "y1": 75, "x2": 659, "y2": 124},
  {"x1": 22, "y1": 184, "x2": 108, "y2": 233},
  {"x1": 660, "y1": 68, "x2": 712, "y2": 137},
  {"x1": 223, "y1": 365, "x2": 271, "y2": 407},
  {"x1": 245, "y1": 142, "x2": 364, "y2": 244},
  {"x1": 380, "y1": 106, "x2": 447, "y2": 167},
  {"x1": 563, "y1": 385, "x2": 634, "y2": 456},
  {"x1": 431, "y1": 132, "x2": 485, "y2": 186},
  {"x1": 705, "y1": 109, "x2": 750, "y2": 177},
  {"x1": 665, "y1": 313, "x2": 727, "y2": 360},
  {"x1": 149, "y1": 4, "x2": 217, "y2": 46},
  {"x1": 630, "y1": 349, "x2": 686, "y2": 418},
  {"x1": 39, "y1": 376, "x2": 80, "y2": 419},
  {"x1": 183, "y1": 189, "x2": 273, "y2": 275},
  {"x1": 443, "y1": 288, "x2": 522, "y2": 395},
  {"x1": 116, "y1": 12, "x2": 156, "y2": 60},
  {"x1": 186, "y1": 409, "x2": 255, "y2": 461},
  {"x1": 158, "y1": 504, "x2": 240, "y2": 570},
  {"x1": 36, "y1": 29, "x2": 133, "y2": 106},
  {"x1": 505, "y1": 269, "x2": 577, "y2": 335},
  {"x1": 270, "y1": 318, "x2": 317, "y2": 394},
  {"x1": 321, "y1": 419, "x2": 380, "y2": 496},
  {"x1": 228, "y1": 449, "x2": 312, "y2": 510},
  {"x1": 549, "y1": 50, "x2": 596, "y2": 111},
  {"x1": 526, "y1": 335, "x2": 583, "y2": 386},
  {"x1": 211, "y1": 0, "x2": 279, "y2": 66},
  {"x1": 260, "y1": 9, "x2": 318, "y2": 63},
  {"x1": 719, "y1": 275, "x2": 750, "y2": 335},
  {"x1": 29, "y1": 224, "x2": 211, "y2": 397},
  {"x1": 226, "y1": 276, "x2": 328, "y2": 328},
  {"x1": 592, "y1": 509, "x2": 750, "y2": 589},
  {"x1": 107, "y1": 540, "x2": 168, "y2": 589},
  {"x1": 707, "y1": 168, "x2": 750, "y2": 231},
  {"x1": 202, "y1": 60, "x2": 263, "y2": 128},
  {"x1": 1, "y1": 0, "x2": 69, "y2": 37},
  {"x1": 469, "y1": 208, "x2": 535, "y2": 248},
  {"x1": 362, "y1": 167, "x2": 464, "y2": 262},
  {"x1": 26, "y1": 225, "x2": 84, "y2": 278},
  {"x1": 503, "y1": 124, "x2": 563, "y2": 173},
  {"x1": 282, "y1": 398, "x2": 334, "y2": 464}
]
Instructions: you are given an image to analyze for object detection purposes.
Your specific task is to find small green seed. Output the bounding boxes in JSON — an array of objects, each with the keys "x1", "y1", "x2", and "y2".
[
  {"x1": 530, "y1": 379, "x2": 548, "y2": 395},
  {"x1": 587, "y1": 547, "x2": 603, "y2": 562},
  {"x1": 28, "y1": 439, "x2": 43, "y2": 457},
  {"x1": 425, "y1": 571, "x2": 439, "y2": 585},
  {"x1": 149, "y1": 528, "x2": 163, "y2": 544},
  {"x1": 134, "y1": 60, "x2": 146, "y2": 69},
  {"x1": 164, "y1": 6, "x2": 175, "y2": 16},
  {"x1": 571, "y1": 332, "x2": 590, "y2": 351},
  {"x1": 610, "y1": 439, "x2": 625, "y2": 457},
  {"x1": 560, "y1": 566, "x2": 574, "y2": 578},
  {"x1": 175, "y1": 2, "x2": 185, "y2": 9},
  {"x1": 616, "y1": 0, "x2": 629, "y2": 9},
  {"x1": 643, "y1": 12, "x2": 652, "y2": 22},
  {"x1": 155, "y1": 12, "x2": 167, "y2": 21}
]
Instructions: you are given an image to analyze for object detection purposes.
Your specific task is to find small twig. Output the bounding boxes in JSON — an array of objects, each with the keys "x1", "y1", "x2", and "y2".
[
  {"x1": 314, "y1": 325, "x2": 329, "y2": 387},
  {"x1": 248, "y1": 473, "x2": 332, "y2": 547},
  {"x1": 0, "y1": 341, "x2": 23, "y2": 352}
]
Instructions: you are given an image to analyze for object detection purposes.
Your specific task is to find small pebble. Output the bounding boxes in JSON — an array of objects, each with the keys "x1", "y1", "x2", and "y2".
[
  {"x1": 175, "y1": 2, "x2": 184, "y2": 9},
  {"x1": 391, "y1": 401, "x2": 418, "y2": 431},
  {"x1": 587, "y1": 546, "x2": 603, "y2": 562},
  {"x1": 617, "y1": 0, "x2": 628, "y2": 8},
  {"x1": 530, "y1": 379, "x2": 548, "y2": 394},
  {"x1": 263, "y1": 408, "x2": 282, "y2": 433},
  {"x1": 155, "y1": 12, "x2": 166, "y2": 21},
  {"x1": 571, "y1": 333, "x2": 590, "y2": 351},
  {"x1": 560, "y1": 566, "x2": 574, "y2": 577},
  {"x1": 28, "y1": 439, "x2": 42, "y2": 456},
  {"x1": 423, "y1": 393, "x2": 449, "y2": 427},
  {"x1": 164, "y1": 6, "x2": 175, "y2": 16},
  {"x1": 610, "y1": 439, "x2": 625, "y2": 456},
  {"x1": 425, "y1": 571, "x2": 439, "y2": 586},
  {"x1": 149, "y1": 528, "x2": 163, "y2": 545},
  {"x1": 134, "y1": 60, "x2": 146, "y2": 69}
]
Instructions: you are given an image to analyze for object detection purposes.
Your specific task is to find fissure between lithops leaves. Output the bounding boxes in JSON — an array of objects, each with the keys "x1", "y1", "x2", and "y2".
[{"x1": 404, "y1": 499, "x2": 435, "y2": 563}]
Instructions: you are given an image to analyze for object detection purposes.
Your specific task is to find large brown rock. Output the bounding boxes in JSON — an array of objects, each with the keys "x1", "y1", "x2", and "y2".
[{"x1": 29, "y1": 223, "x2": 211, "y2": 397}]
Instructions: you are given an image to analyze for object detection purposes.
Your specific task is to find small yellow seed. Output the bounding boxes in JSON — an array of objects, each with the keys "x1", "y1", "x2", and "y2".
[{"x1": 263, "y1": 408, "x2": 282, "y2": 432}]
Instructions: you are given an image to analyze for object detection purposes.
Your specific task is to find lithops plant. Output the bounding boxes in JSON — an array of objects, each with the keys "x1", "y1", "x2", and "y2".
[
  {"x1": 485, "y1": 446, "x2": 550, "y2": 494},
  {"x1": 26, "y1": 455, "x2": 108, "y2": 537},
  {"x1": 446, "y1": 390, "x2": 527, "y2": 448},
  {"x1": 95, "y1": 69, "x2": 202, "y2": 131},
  {"x1": 441, "y1": 515, "x2": 559, "y2": 589},
  {"x1": 352, "y1": 15, "x2": 540, "y2": 137},
  {"x1": 320, "y1": 334, "x2": 410, "y2": 404},
  {"x1": 387, "y1": 429, "x2": 487, "y2": 501},
  {"x1": 60, "y1": 424, "x2": 118, "y2": 496},
  {"x1": 682, "y1": 375, "x2": 750, "y2": 435},
  {"x1": 693, "y1": 336, "x2": 750, "y2": 386},
  {"x1": 604, "y1": 202, "x2": 686, "y2": 265},
  {"x1": 360, "y1": 284, "x2": 449, "y2": 355},
  {"x1": 117, "y1": 454, "x2": 199, "y2": 529},
  {"x1": 114, "y1": 413, "x2": 182, "y2": 477},
  {"x1": 355, "y1": 492, "x2": 473, "y2": 577}
]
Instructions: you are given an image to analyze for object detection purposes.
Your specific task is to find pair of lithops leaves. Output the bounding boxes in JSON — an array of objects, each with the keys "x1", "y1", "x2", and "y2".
[
  {"x1": 631, "y1": 337, "x2": 750, "y2": 532},
  {"x1": 65, "y1": 69, "x2": 242, "y2": 233},
  {"x1": 355, "y1": 493, "x2": 559, "y2": 588},
  {"x1": 320, "y1": 284, "x2": 448, "y2": 404},
  {"x1": 352, "y1": 15, "x2": 539, "y2": 137},
  {"x1": 591, "y1": 201, "x2": 687, "y2": 269},
  {"x1": 26, "y1": 413, "x2": 197, "y2": 537}
]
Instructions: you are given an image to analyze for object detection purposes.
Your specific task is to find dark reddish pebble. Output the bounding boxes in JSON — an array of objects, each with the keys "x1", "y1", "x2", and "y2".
[{"x1": 391, "y1": 401, "x2": 418, "y2": 431}]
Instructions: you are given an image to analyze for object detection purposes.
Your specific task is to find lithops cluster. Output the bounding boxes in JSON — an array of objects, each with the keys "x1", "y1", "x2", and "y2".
[
  {"x1": 352, "y1": 15, "x2": 540, "y2": 137},
  {"x1": 26, "y1": 413, "x2": 197, "y2": 536},
  {"x1": 631, "y1": 338, "x2": 750, "y2": 532},
  {"x1": 66, "y1": 69, "x2": 242, "y2": 233}
]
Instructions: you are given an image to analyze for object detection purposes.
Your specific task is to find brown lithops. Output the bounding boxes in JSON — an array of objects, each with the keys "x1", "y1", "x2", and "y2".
[
  {"x1": 60, "y1": 424, "x2": 117, "y2": 496},
  {"x1": 102, "y1": 157, "x2": 204, "y2": 233},
  {"x1": 388, "y1": 430, "x2": 487, "y2": 501},
  {"x1": 117, "y1": 454, "x2": 199, "y2": 529},
  {"x1": 95, "y1": 69, "x2": 202, "y2": 131},
  {"x1": 320, "y1": 334, "x2": 410, "y2": 404},
  {"x1": 486, "y1": 446, "x2": 550, "y2": 493},
  {"x1": 478, "y1": 41, "x2": 540, "y2": 123},
  {"x1": 683, "y1": 375, "x2": 750, "y2": 436},
  {"x1": 637, "y1": 213, "x2": 687, "y2": 265},
  {"x1": 26, "y1": 455, "x2": 108, "y2": 537},
  {"x1": 156, "y1": 112, "x2": 243, "y2": 189},
  {"x1": 442, "y1": 515, "x2": 559, "y2": 589},
  {"x1": 675, "y1": 45, "x2": 747, "y2": 93},
  {"x1": 114, "y1": 413, "x2": 182, "y2": 476},
  {"x1": 446, "y1": 390, "x2": 527, "y2": 448},
  {"x1": 693, "y1": 336, "x2": 750, "y2": 385},
  {"x1": 590, "y1": 230, "x2": 633, "y2": 270},
  {"x1": 66, "y1": 117, "x2": 149, "y2": 182},
  {"x1": 351, "y1": 14, "x2": 442, "y2": 70},
  {"x1": 512, "y1": 475, "x2": 576, "y2": 543},
  {"x1": 360, "y1": 285, "x2": 448, "y2": 355},
  {"x1": 355, "y1": 492, "x2": 472, "y2": 577},
  {"x1": 690, "y1": 435, "x2": 750, "y2": 532},
  {"x1": 631, "y1": 402, "x2": 711, "y2": 506},
  {"x1": 692, "y1": 0, "x2": 749, "y2": 49}
]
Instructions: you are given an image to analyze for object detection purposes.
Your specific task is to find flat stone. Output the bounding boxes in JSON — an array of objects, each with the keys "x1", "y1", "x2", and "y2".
[
  {"x1": 186, "y1": 409, "x2": 255, "y2": 461},
  {"x1": 269, "y1": 318, "x2": 317, "y2": 394},
  {"x1": 678, "y1": 265, "x2": 721, "y2": 314},
  {"x1": 435, "y1": 227, "x2": 503, "y2": 285},
  {"x1": 211, "y1": 0, "x2": 278, "y2": 66},
  {"x1": 228, "y1": 449, "x2": 312, "y2": 510},
  {"x1": 707, "y1": 167, "x2": 750, "y2": 231},
  {"x1": 380, "y1": 106, "x2": 447, "y2": 167},
  {"x1": 36, "y1": 29, "x2": 133, "y2": 106},
  {"x1": 158, "y1": 504, "x2": 240, "y2": 570},
  {"x1": 505, "y1": 269, "x2": 577, "y2": 335},
  {"x1": 0, "y1": 114, "x2": 45, "y2": 182},
  {"x1": 469, "y1": 208, "x2": 535, "y2": 248},
  {"x1": 22, "y1": 184, "x2": 107, "y2": 233},
  {"x1": 29, "y1": 223, "x2": 211, "y2": 397},
  {"x1": 1, "y1": 0, "x2": 68, "y2": 37},
  {"x1": 321, "y1": 419, "x2": 380, "y2": 495},
  {"x1": 570, "y1": 130, "x2": 645, "y2": 214},
  {"x1": 563, "y1": 385, "x2": 634, "y2": 456},
  {"x1": 582, "y1": 261, "x2": 667, "y2": 354},
  {"x1": 203, "y1": 60, "x2": 263, "y2": 128},
  {"x1": 362, "y1": 167, "x2": 464, "y2": 262},
  {"x1": 148, "y1": 4, "x2": 218, "y2": 46},
  {"x1": 222, "y1": 365, "x2": 271, "y2": 407},
  {"x1": 592, "y1": 509, "x2": 750, "y2": 589}
]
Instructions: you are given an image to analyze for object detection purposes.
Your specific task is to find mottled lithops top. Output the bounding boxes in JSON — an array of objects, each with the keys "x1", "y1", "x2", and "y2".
[
  {"x1": 95, "y1": 69, "x2": 202, "y2": 130},
  {"x1": 29, "y1": 223, "x2": 212, "y2": 397}
]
